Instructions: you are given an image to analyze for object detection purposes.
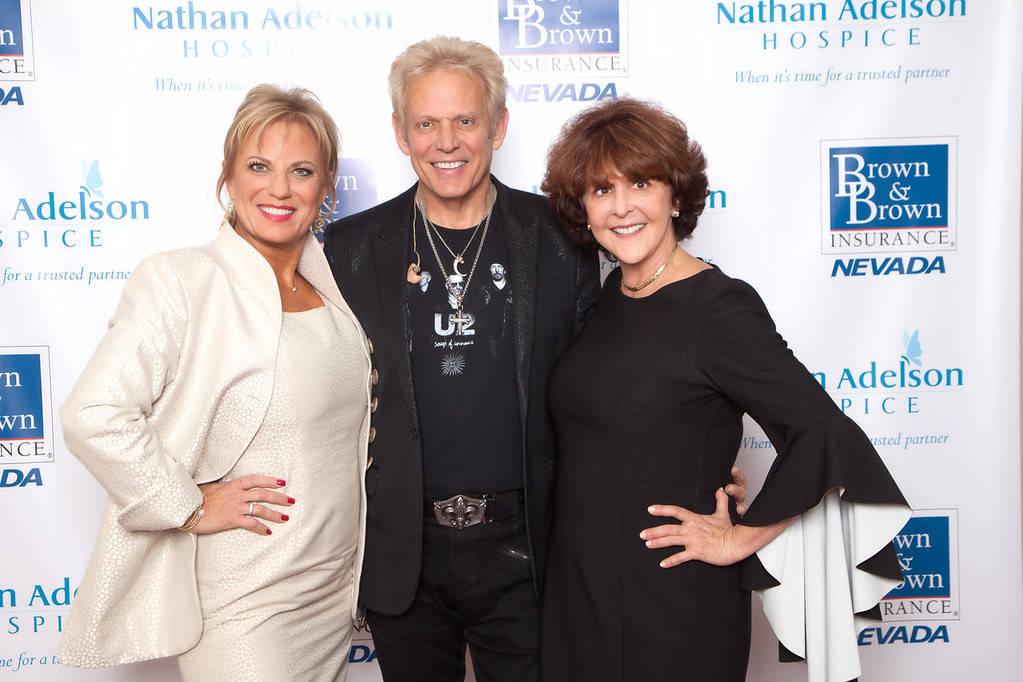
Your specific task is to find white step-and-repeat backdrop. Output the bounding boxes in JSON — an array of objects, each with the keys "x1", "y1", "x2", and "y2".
[{"x1": 1, "y1": 1, "x2": 1020, "y2": 680}]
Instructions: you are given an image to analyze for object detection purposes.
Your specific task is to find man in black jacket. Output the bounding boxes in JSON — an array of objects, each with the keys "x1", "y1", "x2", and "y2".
[
  {"x1": 324, "y1": 35, "x2": 745, "y2": 682},
  {"x1": 324, "y1": 36, "x2": 599, "y2": 682}
]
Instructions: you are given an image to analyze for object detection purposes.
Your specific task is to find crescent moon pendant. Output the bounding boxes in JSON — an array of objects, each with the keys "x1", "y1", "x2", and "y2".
[{"x1": 453, "y1": 256, "x2": 466, "y2": 277}]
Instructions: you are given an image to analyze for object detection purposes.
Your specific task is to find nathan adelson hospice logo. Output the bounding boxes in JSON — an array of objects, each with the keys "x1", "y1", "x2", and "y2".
[
  {"x1": 0, "y1": 348, "x2": 54, "y2": 485},
  {"x1": 5, "y1": 159, "x2": 152, "y2": 251},
  {"x1": 821, "y1": 137, "x2": 956, "y2": 277},
  {"x1": 497, "y1": 0, "x2": 627, "y2": 78},
  {"x1": 859, "y1": 510, "x2": 958, "y2": 647},
  {"x1": 812, "y1": 329, "x2": 963, "y2": 420}
]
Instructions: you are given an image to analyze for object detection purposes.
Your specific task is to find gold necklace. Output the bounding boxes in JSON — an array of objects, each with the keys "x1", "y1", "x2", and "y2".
[
  {"x1": 278, "y1": 273, "x2": 298, "y2": 293},
  {"x1": 622, "y1": 244, "x2": 679, "y2": 293}
]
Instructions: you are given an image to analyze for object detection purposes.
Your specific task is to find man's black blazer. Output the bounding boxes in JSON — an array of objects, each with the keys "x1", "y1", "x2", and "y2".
[{"x1": 323, "y1": 177, "x2": 600, "y2": 615}]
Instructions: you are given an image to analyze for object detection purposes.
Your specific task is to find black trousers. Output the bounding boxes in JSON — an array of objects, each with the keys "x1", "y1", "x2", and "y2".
[{"x1": 366, "y1": 505, "x2": 540, "y2": 682}]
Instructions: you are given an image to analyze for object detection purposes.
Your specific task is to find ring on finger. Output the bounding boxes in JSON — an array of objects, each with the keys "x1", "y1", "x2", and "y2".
[{"x1": 247, "y1": 502, "x2": 255, "y2": 516}]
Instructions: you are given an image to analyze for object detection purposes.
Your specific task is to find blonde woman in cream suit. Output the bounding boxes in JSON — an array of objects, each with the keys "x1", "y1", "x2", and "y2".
[{"x1": 58, "y1": 86, "x2": 371, "y2": 681}]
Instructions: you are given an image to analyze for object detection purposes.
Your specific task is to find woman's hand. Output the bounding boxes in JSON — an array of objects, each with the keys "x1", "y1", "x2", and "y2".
[
  {"x1": 190, "y1": 475, "x2": 294, "y2": 536},
  {"x1": 724, "y1": 464, "x2": 747, "y2": 516},
  {"x1": 640, "y1": 488, "x2": 789, "y2": 568},
  {"x1": 724, "y1": 464, "x2": 748, "y2": 517}
]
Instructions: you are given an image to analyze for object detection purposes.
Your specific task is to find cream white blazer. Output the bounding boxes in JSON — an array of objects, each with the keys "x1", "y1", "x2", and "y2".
[{"x1": 58, "y1": 225, "x2": 371, "y2": 668}]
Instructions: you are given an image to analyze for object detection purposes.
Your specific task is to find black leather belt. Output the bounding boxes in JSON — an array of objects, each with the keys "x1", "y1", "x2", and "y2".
[{"x1": 424, "y1": 490, "x2": 523, "y2": 529}]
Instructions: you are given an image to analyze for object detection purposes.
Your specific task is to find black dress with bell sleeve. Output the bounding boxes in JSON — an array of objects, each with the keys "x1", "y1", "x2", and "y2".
[{"x1": 540, "y1": 266, "x2": 909, "y2": 682}]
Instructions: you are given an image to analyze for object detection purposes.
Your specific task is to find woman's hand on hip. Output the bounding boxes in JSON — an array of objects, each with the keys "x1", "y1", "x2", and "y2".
[
  {"x1": 190, "y1": 475, "x2": 294, "y2": 536},
  {"x1": 640, "y1": 488, "x2": 790, "y2": 568},
  {"x1": 724, "y1": 464, "x2": 748, "y2": 516}
]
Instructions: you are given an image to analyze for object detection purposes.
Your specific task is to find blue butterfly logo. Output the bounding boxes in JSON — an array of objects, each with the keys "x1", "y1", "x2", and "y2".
[
  {"x1": 901, "y1": 330, "x2": 922, "y2": 367},
  {"x1": 80, "y1": 160, "x2": 104, "y2": 199}
]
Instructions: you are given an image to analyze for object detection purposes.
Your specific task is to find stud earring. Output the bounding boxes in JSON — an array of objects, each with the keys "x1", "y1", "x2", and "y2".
[{"x1": 671, "y1": 209, "x2": 680, "y2": 218}]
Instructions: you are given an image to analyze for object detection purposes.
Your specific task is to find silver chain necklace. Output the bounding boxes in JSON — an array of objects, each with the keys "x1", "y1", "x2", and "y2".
[
  {"x1": 428, "y1": 212, "x2": 483, "y2": 268},
  {"x1": 416, "y1": 183, "x2": 497, "y2": 319}
]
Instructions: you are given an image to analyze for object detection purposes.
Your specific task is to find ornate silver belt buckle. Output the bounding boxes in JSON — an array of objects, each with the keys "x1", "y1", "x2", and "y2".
[{"x1": 433, "y1": 494, "x2": 487, "y2": 529}]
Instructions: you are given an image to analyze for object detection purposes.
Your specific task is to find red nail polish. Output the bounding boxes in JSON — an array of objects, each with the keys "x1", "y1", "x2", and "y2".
[
  {"x1": 266, "y1": 528, "x2": 272, "y2": 535},
  {"x1": 281, "y1": 514, "x2": 290, "y2": 521},
  {"x1": 286, "y1": 497, "x2": 295, "y2": 504},
  {"x1": 277, "y1": 479, "x2": 286, "y2": 486}
]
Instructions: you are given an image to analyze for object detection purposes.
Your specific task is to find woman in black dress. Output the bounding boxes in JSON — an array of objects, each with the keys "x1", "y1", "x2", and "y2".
[{"x1": 538, "y1": 98, "x2": 910, "y2": 682}]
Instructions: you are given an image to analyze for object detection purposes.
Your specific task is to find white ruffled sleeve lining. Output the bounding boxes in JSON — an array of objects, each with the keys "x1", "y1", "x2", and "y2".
[{"x1": 753, "y1": 490, "x2": 912, "y2": 682}]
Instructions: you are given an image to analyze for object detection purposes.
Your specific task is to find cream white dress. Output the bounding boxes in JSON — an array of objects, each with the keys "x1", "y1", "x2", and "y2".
[{"x1": 178, "y1": 305, "x2": 366, "y2": 682}]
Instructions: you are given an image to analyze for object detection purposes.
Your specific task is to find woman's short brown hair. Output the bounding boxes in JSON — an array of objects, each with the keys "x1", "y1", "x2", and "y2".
[
  {"x1": 217, "y1": 84, "x2": 341, "y2": 221},
  {"x1": 542, "y1": 98, "x2": 708, "y2": 250}
]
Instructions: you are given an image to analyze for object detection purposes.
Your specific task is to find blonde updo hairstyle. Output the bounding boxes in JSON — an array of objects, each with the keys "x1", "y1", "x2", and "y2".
[{"x1": 217, "y1": 84, "x2": 341, "y2": 225}]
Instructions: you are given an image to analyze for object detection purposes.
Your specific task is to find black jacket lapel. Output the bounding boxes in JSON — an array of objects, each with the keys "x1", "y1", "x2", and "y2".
[
  {"x1": 496, "y1": 177, "x2": 538, "y2": 434},
  {"x1": 372, "y1": 185, "x2": 418, "y2": 419}
]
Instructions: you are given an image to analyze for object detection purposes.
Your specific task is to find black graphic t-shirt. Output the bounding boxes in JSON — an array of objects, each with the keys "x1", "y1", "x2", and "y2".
[{"x1": 408, "y1": 208, "x2": 523, "y2": 498}]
